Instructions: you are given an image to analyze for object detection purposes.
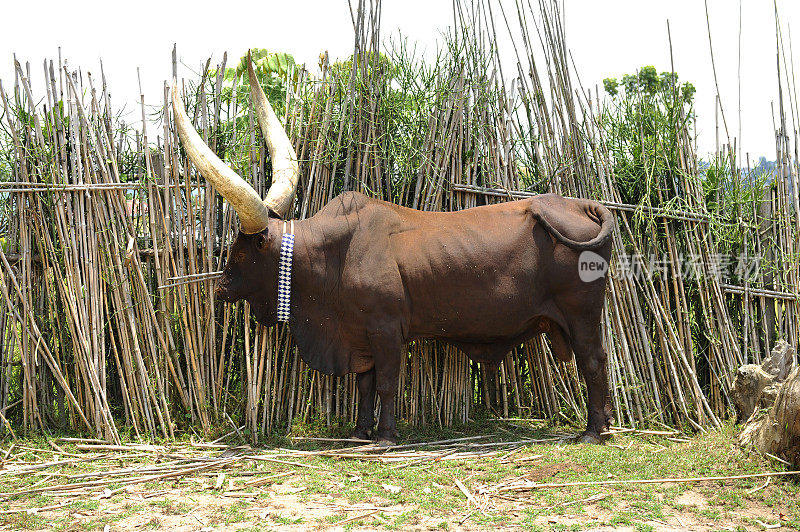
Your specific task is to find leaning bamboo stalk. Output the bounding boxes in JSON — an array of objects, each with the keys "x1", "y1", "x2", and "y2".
[{"x1": 0, "y1": 248, "x2": 92, "y2": 433}]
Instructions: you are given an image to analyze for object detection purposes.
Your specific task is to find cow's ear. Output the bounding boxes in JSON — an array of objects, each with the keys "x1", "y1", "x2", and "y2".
[{"x1": 255, "y1": 232, "x2": 268, "y2": 252}]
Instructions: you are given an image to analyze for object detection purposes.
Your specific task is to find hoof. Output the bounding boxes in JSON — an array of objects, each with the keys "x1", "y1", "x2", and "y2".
[
  {"x1": 575, "y1": 431, "x2": 604, "y2": 444},
  {"x1": 350, "y1": 427, "x2": 373, "y2": 441},
  {"x1": 375, "y1": 428, "x2": 398, "y2": 447}
]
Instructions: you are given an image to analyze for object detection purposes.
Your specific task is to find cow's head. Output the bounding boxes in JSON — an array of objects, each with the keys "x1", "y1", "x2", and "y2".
[
  {"x1": 214, "y1": 230, "x2": 272, "y2": 303},
  {"x1": 172, "y1": 52, "x2": 299, "y2": 315}
]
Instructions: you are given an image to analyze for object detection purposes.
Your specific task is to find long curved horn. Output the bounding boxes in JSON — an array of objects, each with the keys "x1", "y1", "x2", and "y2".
[
  {"x1": 248, "y1": 52, "x2": 300, "y2": 218},
  {"x1": 171, "y1": 80, "x2": 269, "y2": 234}
]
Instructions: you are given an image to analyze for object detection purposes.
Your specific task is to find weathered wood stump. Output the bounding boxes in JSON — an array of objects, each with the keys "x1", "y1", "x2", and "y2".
[
  {"x1": 736, "y1": 340, "x2": 799, "y2": 466},
  {"x1": 731, "y1": 339, "x2": 794, "y2": 422}
]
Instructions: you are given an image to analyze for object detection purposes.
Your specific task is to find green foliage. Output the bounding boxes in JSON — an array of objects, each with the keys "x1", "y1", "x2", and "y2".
[
  {"x1": 212, "y1": 48, "x2": 297, "y2": 84},
  {"x1": 329, "y1": 50, "x2": 395, "y2": 80},
  {"x1": 601, "y1": 66, "x2": 697, "y2": 209},
  {"x1": 211, "y1": 49, "x2": 291, "y2": 113},
  {"x1": 604, "y1": 66, "x2": 695, "y2": 104},
  {"x1": 602, "y1": 78, "x2": 619, "y2": 97},
  {"x1": 0, "y1": 138, "x2": 11, "y2": 182},
  {"x1": 602, "y1": 64, "x2": 766, "y2": 267}
]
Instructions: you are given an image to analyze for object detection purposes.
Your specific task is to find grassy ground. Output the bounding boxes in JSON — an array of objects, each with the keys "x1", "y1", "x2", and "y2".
[{"x1": 0, "y1": 420, "x2": 796, "y2": 531}]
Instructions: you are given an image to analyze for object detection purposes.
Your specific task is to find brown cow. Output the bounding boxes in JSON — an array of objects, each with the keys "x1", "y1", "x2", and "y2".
[{"x1": 171, "y1": 55, "x2": 615, "y2": 445}]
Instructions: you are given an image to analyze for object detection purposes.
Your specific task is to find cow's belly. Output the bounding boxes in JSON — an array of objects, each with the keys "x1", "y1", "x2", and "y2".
[{"x1": 402, "y1": 264, "x2": 545, "y2": 340}]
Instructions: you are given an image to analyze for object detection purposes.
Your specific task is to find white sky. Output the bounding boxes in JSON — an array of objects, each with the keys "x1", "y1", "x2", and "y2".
[{"x1": 1, "y1": 0, "x2": 799, "y2": 161}]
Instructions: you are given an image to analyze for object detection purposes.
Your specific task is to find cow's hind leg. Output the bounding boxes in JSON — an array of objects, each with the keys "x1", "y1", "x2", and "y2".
[
  {"x1": 351, "y1": 368, "x2": 376, "y2": 440},
  {"x1": 369, "y1": 331, "x2": 402, "y2": 446},
  {"x1": 572, "y1": 330, "x2": 612, "y2": 443}
]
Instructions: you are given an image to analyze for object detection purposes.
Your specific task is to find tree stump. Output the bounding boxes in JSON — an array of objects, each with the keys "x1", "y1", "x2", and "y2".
[
  {"x1": 738, "y1": 366, "x2": 800, "y2": 466},
  {"x1": 731, "y1": 339, "x2": 794, "y2": 422},
  {"x1": 735, "y1": 340, "x2": 798, "y2": 467}
]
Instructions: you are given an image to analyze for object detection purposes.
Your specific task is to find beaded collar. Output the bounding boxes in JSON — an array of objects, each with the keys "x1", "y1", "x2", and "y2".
[{"x1": 276, "y1": 220, "x2": 294, "y2": 322}]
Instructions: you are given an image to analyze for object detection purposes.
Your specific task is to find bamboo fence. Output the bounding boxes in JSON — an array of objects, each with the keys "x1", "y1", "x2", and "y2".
[{"x1": 0, "y1": 0, "x2": 797, "y2": 442}]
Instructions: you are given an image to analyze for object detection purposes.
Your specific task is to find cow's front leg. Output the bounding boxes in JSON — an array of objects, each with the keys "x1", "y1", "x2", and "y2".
[
  {"x1": 375, "y1": 386, "x2": 398, "y2": 446},
  {"x1": 350, "y1": 368, "x2": 376, "y2": 440},
  {"x1": 370, "y1": 331, "x2": 402, "y2": 446},
  {"x1": 573, "y1": 333, "x2": 612, "y2": 444}
]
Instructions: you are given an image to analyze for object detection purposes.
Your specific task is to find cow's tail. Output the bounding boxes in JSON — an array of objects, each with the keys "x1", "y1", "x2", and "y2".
[{"x1": 531, "y1": 199, "x2": 615, "y2": 251}]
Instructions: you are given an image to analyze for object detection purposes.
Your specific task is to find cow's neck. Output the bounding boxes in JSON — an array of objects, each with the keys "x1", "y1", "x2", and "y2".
[
  {"x1": 268, "y1": 216, "x2": 314, "y2": 323},
  {"x1": 269, "y1": 215, "x2": 352, "y2": 376}
]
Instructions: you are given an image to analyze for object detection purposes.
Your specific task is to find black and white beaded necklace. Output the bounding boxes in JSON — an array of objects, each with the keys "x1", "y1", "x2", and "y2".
[{"x1": 276, "y1": 220, "x2": 295, "y2": 322}]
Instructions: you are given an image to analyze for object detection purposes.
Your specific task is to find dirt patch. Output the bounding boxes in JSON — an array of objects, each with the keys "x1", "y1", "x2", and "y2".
[
  {"x1": 21, "y1": 476, "x2": 786, "y2": 532},
  {"x1": 525, "y1": 462, "x2": 587, "y2": 482},
  {"x1": 26, "y1": 485, "x2": 416, "y2": 532},
  {"x1": 675, "y1": 490, "x2": 707, "y2": 508},
  {"x1": 4, "y1": 475, "x2": 793, "y2": 532}
]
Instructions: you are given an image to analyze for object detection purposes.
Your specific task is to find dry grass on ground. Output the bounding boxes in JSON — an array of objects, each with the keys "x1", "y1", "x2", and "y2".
[{"x1": 0, "y1": 421, "x2": 797, "y2": 531}]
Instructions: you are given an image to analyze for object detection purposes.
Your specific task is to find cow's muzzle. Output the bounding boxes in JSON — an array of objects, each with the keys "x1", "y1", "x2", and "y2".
[{"x1": 215, "y1": 281, "x2": 236, "y2": 303}]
